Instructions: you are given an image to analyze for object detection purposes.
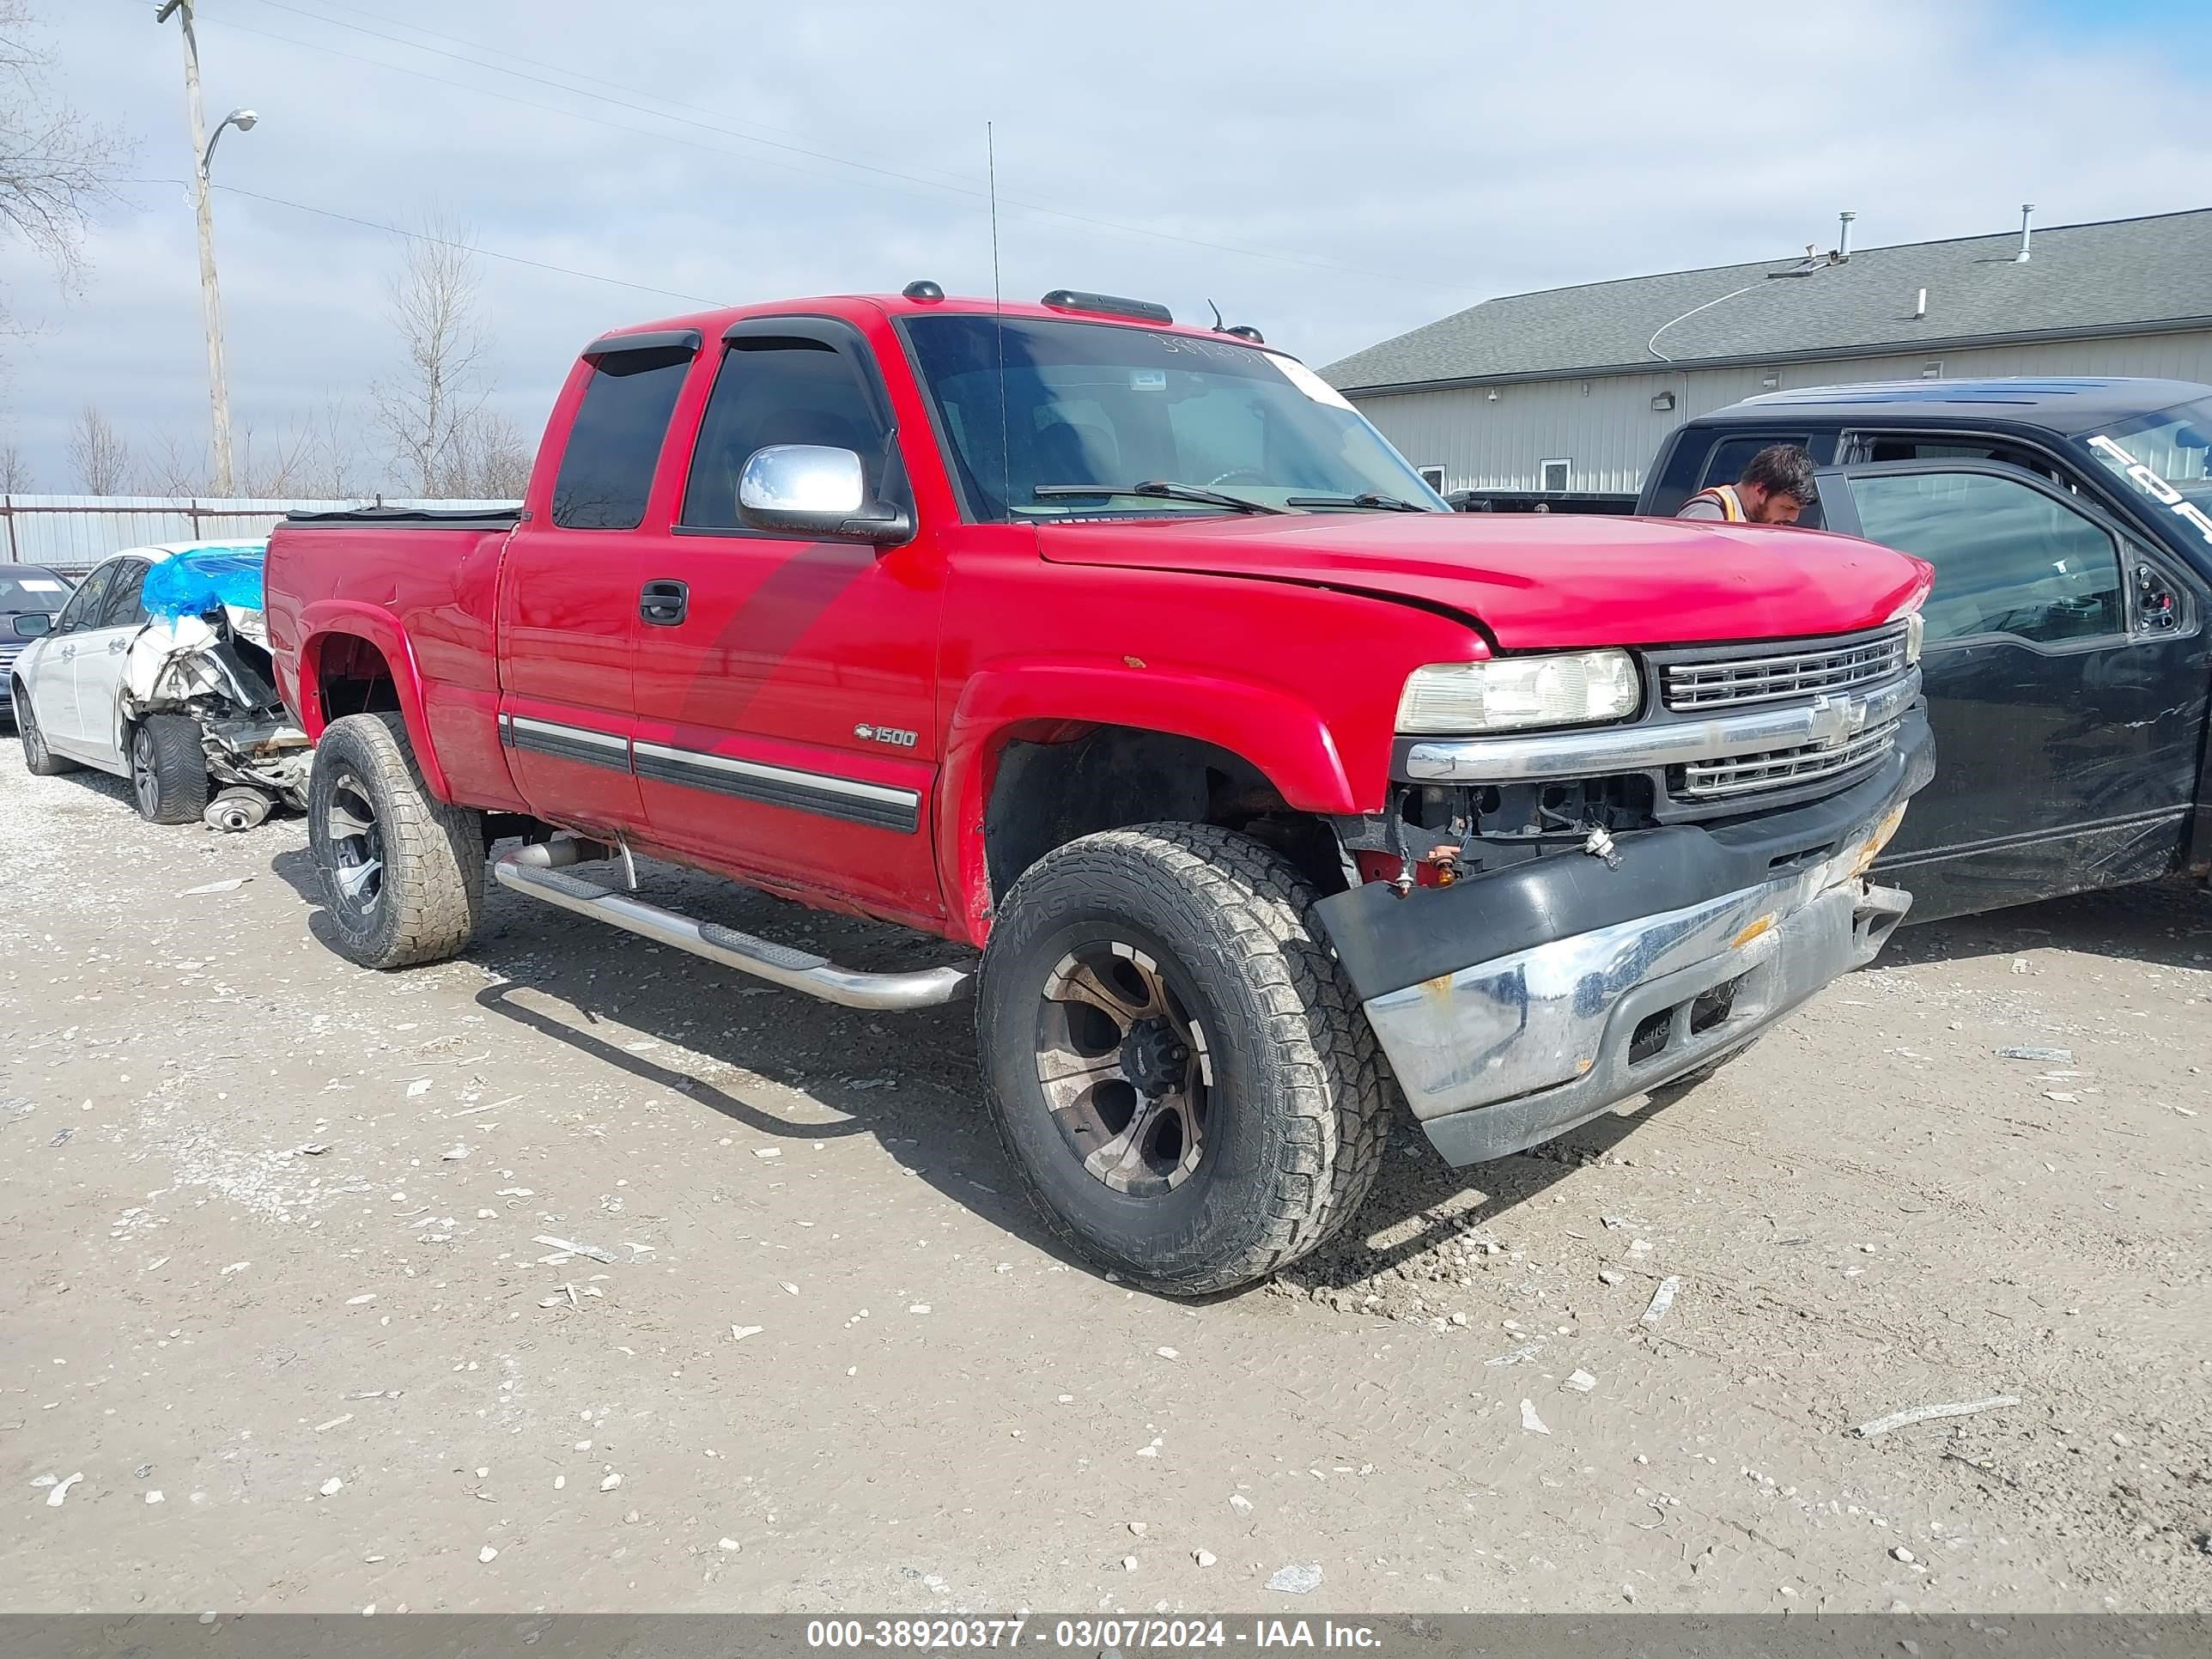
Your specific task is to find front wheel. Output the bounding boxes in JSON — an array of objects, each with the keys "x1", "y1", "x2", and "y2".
[
  {"x1": 307, "y1": 713, "x2": 484, "y2": 969},
  {"x1": 977, "y1": 823, "x2": 1390, "y2": 1297}
]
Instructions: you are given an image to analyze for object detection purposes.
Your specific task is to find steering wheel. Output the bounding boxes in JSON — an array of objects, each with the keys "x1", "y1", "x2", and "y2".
[{"x1": 1208, "y1": 467, "x2": 1267, "y2": 487}]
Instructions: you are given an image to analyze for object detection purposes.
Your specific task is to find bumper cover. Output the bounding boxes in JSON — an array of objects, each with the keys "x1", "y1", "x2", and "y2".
[{"x1": 1318, "y1": 708, "x2": 1933, "y2": 1166}]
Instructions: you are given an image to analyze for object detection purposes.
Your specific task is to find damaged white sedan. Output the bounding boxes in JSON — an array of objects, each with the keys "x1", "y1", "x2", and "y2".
[{"x1": 9, "y1": 539, "x2": 311, "y2": 830}]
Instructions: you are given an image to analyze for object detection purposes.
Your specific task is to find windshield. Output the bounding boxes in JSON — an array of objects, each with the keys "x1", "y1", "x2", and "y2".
[
  {"x1": 2075, "y1": 397, "x2": 2212, "y2": 558},
  {"x1": 0, "y1": 571, "x2": 70, "y2": 611},
  {"x1": 902, "y1": 314, "x2": 1447, "y2": 521}
]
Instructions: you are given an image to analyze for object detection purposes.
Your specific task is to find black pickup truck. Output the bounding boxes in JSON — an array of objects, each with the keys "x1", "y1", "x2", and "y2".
[{"x1": 1638, "y1": 377, "x2": 2212, "y2": 921}]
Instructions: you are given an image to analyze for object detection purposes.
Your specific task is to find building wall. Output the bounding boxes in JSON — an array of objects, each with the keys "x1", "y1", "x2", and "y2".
[
  {"x1": 1352, "y1": 328, "x2": 2212, "y2": 497},
  {"x1": 0, "y1": 494, "x2": 520, "y2": 576}
]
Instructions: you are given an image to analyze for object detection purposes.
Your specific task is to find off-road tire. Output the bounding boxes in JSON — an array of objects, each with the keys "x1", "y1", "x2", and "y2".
[
  {"x1": 308, "y1": 712, "x2": 484, "y2": 969},
  {"x1": 14, "y1": 685, "x2": 76, "y2": 775},
  {"x1": 130, "y1": 714, "x2": 210, "y2": 824},
  {"x1": 977, "y1": 823, "x2": 1390, "y2": 1297}
]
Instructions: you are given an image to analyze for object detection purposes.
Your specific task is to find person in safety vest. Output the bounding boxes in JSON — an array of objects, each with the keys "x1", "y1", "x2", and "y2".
[{"x1": 1678, "y1": 443, "x2": 1816, "y2": 524}]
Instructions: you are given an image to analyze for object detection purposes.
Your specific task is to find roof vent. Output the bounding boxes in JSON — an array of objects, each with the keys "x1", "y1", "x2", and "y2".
[
  {"x1": 1834, "y1": 210, "x2": 1856, "y2": 261},
  {"x1": 1770, "y1": 244, "x2": 1826, "y2": 278},
  {"x1": 2014, "y1": 203, "x2": 2035, "y2": 264}
]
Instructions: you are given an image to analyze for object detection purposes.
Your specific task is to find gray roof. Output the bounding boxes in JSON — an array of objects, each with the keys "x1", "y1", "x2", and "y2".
[{"x1": 1324, "y1": 210, "x2": 2212, "y2": 394}]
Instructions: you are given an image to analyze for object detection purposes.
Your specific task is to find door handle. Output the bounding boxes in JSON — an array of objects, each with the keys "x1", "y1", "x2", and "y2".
[
  {"x1": 59, "y1": 644, "x2": 75, "y2": 660},
  {"x1": 108, "y1": 639, "x2": 127, "y2": 654},
  {"x1": 640, "y1": 580, "x2": 689, "y2": 626}
]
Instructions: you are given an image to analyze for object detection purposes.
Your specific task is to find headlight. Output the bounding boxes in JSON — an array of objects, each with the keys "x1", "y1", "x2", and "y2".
[{"x1": 1395, "y1": 649, "x2": 1642, "y2": 734}]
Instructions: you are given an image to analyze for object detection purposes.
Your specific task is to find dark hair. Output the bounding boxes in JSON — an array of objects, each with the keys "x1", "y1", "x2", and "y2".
[{"x1": 1740, "y1": 443, "x2": 1816, "y2": 501}]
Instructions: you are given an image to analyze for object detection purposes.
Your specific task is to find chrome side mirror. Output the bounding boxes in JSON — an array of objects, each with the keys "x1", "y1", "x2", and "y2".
[{"x1": 736, "y1": 444, "x2": 913, "y2": 545}]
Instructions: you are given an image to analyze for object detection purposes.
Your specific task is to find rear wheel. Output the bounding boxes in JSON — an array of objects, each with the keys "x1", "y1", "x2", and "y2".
[
  {"x1": 130, "y1": 714, "x2": 209, "y2": 824},
  {"x1": 14, "y1": 686, "x2": 76, "y2": 775},
  {"x1": 307, "y1": 713, "x2": 483, "y2": 969},
  {"x1": 977, "y1": 823, "x2": 1389, "y2": 1297}
]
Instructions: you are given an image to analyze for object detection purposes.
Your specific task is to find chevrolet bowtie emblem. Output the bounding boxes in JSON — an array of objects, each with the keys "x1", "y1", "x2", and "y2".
[{"x1": 1807, "y1": 693, "x2": 1869, "y2": 746}]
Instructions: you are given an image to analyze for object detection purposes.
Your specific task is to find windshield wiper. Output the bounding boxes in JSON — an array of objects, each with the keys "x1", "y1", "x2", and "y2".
[
  {"x1": 1283, "y1": 491, "x2": 1430, "y2": 513},
  {"x1": 1033, "y1": 480, "x2": 1291, "y2": 515}
]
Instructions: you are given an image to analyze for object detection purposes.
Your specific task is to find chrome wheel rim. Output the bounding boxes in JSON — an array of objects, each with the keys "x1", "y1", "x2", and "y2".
[
  {"x1": 324, "y1": 770, "x2": 385, "y2": 917},
  {"x1": 19, "y1": 700, "x2": 46, "y2": 766},
  {"x1": 1034, "y1": 939, "x2": 1212, "y2": 1197},
  {"x1": 131, "y1": 727, "x2": 158, "y2": 814}
]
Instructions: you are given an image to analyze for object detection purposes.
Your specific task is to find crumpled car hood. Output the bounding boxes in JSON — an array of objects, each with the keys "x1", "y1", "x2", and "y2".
[{"x1": 1036, "y1": 513, "x2": 1930, "y2": 649}]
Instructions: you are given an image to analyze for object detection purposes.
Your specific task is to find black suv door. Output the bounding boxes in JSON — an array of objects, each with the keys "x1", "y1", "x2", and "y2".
[{"x1": 1817, "y1": 459, "x2": 2209, "y2": 920}]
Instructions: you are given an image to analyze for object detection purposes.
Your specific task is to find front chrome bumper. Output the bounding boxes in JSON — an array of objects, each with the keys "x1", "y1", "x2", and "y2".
[
  {"x1": 1369, "y1": 860, "x2": 1908, "y2": 1166},
  {"x1": 1322, "y1": 710, "x2": 1932, "y2": 1168}
]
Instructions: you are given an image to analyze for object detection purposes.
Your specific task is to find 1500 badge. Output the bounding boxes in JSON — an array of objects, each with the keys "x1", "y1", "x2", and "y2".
[{"x1": 854, "y1": 723, "x2": 918, "y2": 748}]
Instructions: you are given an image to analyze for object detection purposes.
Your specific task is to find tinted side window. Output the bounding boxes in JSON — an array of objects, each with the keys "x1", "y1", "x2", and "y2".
[
  {"x1": 1854, "y1": 433, "x2": 2064, "y2": 485},
  {"x1": 550, "y1": 345, "x2": 694, "y2": 530},
  {"x1": 1847, "y1": 471, "x2": 2124, "y2": 645},
  {"x1": 1700, "y1": 433, "x2": 1809, "y2": 489},
  {"x1": 100, "y1": 559, "x2": 150, "y2": 629},
  {"x1": 680, "y1": 340, "x2": 890, "y2": 530},
  {"x1": 56, "y1": 562, "x2": 116, "y2": 633},
  {"x1": 1701, "y1": 431, "x2": 1826, "y2": 526}
]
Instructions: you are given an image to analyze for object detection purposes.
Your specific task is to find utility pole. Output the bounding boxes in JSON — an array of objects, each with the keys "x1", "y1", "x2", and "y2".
[{"x1": 157, "y1": 0, "x2": 234, "y2": 496}]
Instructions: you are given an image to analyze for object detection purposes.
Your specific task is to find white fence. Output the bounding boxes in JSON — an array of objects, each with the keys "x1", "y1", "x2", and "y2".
[{"x1": 1, "y1": 495, "x2": 521, "y2": 575}]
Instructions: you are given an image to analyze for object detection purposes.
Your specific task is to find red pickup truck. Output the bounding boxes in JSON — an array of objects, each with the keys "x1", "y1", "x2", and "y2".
[{"x1": 265, "y1": 285, "x2": 1936, "y2": 1295}]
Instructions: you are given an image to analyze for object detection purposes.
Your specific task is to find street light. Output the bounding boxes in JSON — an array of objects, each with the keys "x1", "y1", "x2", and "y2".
[
  {"x1": 201, "y1": 108, "x2": 258, "y2": 178},
  {"x1": 154, "y1": 2, "x2": 252, "y2": 497}
]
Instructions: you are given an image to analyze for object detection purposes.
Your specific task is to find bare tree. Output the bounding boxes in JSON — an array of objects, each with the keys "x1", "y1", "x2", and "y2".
[
  {"x1": 0, "y1": 438, "x2": 29, "y2": 492},
  {"x1": 140, "y1": 428, "x2": 207, "y2": 497},
  {"x1": 448, "y1": 409, "x2": 532, "y2": 499},
  {"x1": 236, "y1": 415, "x2": 332, "y2": 499},
  {"x1": 371, "y1": 212, "x2": 492, "y2": 498},
  {"x1": 146, "y1": 397, "x2": 371, "y2": 501},
  {"x1": 66, "y1": 404, "x2": 131, "y2": 494},
  {"x1": 295, "y1": 393, "x2": 363, "y2": 499},
  {"x1": 0, "y1": 1, "x2": 128, "y2": 292}
]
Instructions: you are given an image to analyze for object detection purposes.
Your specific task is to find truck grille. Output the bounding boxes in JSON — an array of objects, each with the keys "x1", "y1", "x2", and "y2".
[
  {"x1": 1663, "y1": 626, "x2": 1909, "y2": 712},
  {"x1": 1674, "y1": 718, "x2": 1900, "y2": 801},
  {"x1": 0, "y1": 640, "x2": 22, "y2": 678}
]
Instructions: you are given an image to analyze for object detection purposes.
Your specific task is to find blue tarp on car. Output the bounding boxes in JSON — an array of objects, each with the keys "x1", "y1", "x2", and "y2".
[{"x1": 141, "y1": 543, "x2": 268, "y2": 623}]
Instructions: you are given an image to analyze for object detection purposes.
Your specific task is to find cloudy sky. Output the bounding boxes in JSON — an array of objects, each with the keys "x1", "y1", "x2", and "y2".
[{"x1": 2, "y1": 0, "x2": 2205, "y2": 494}]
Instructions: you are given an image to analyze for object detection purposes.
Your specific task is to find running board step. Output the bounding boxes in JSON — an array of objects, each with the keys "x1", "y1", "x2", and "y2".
[{"x1": 494, "y1": 842, "x2": 974, "y2": 1012}]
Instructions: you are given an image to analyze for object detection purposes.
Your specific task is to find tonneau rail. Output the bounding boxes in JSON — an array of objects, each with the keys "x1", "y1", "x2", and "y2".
[{"x1": 282, "y1": 505, "x2": 522, "y2": 528}]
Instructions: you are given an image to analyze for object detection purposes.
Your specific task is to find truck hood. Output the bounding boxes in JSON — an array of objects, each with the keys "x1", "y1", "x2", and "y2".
[{"x1": 1036, "y1": 514, "x2": 1929, "y2": 649}]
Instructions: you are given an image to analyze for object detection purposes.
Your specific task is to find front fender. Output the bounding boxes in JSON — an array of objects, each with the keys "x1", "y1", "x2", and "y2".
[
  {"x1": 296, "y1": 602, "x2": 451, "y2": 803},
  {"x1": 934, "y1": 658, "x2": 1361, "y2": 945}
]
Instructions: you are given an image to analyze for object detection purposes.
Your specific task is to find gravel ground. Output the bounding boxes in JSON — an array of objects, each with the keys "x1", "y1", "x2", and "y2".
[{"x1": 2, "y1": 740, "x2": 2208, "y2": 1615}]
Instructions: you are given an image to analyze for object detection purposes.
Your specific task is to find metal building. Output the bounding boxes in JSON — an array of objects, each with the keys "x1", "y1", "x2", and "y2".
[
  {"x1": 1324, "y1": 208, "x2": 2212, "y2": 503},
  {"x1": 0, "y1": 495, "x2": 518, "y2": 576}
]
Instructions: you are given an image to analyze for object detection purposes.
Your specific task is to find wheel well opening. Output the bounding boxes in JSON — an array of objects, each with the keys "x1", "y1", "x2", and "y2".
[
  {"x1": 984, "y1": 724, "x2": 1346, "y2": 908},
  {"x1": 314, "y1": 634, "x2": 402, "y2": 721}
]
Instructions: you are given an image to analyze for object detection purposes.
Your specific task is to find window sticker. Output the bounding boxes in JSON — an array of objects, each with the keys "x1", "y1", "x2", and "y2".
[{"x1": 2086, "y1": 433, "x2": 2212, "y2": 549}]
